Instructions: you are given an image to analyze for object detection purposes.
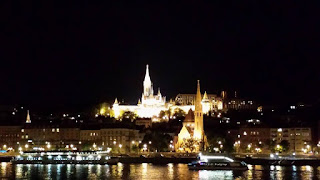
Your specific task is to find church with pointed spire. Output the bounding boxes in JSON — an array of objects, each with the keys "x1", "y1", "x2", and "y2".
[
  {"x1": 175, "y1": 81, "x2": 207, "y2": 152},
  {"x1": 112, "y1": 64, "x2": 223, "y2": 120},
  {"x1": 113, "y1": 64, "x2": 167, "y2": 118}
]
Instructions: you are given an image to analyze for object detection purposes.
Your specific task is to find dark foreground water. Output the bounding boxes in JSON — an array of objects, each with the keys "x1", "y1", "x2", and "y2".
[{"x1": 0, "y1": 162, "x2": 319, "y2": 179}]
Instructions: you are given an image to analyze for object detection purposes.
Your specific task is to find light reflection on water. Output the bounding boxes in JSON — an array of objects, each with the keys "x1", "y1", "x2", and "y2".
[{"x1": 0, "y1": 163, "x2": 318, "y2": 179}]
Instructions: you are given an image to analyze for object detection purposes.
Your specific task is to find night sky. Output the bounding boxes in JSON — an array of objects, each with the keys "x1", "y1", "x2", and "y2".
[{"x1": 1, "y1": 2, "x2": 320, "y2": 111}]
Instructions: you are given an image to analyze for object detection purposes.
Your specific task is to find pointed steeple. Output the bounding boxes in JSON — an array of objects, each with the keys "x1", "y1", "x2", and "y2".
[
  {"x1": 138, "y1": 99, "x2": 141, "y2": 104},
  {"x1": 144, "y1": 64, "x2": 151, "y2": 82},
  {"x1": 143, "y1": 64, "x2": 153, "y2": 97},
  {"x1": 114, "y1": 98, "x2": 119, "y2": 104},
  {"x1": 26, "y1": 110, "x2": 31, "y2": 123},
  {"x1": 203, "y1": 91, "x2": 208, "y2": 100},
  {"x1": 157, "y1": 88, "x2": 161, "y2": 96},
  {"x1": 195, "y1": 80, "x2": 202, "y2": 111},
  {"x1": 194, "y1": 80, "x2": 204, "y2": 140}
]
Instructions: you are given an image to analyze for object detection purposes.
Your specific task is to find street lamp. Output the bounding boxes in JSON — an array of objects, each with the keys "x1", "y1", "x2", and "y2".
[
  {"x1": 119, "y1": 144, "x2": 122, "y2": 148},
  {"x1": 132, "y1": 141, "x2": 135, "y2": 144},
  {"x1": 47, "y1": 144, "x2": 51, "y2": 149},
  {"x1": 93, "y1": 143, "x2": 97, "y2": 149},
  {"x1": 149, "y1": 141, "x2": 152, "y2": 145},
  {"x1": 3, "y1": 145, "x2": 7, "y2": 149},
  {"x1": 25, "y1": 144, "x2": 29, "y2": 149}
]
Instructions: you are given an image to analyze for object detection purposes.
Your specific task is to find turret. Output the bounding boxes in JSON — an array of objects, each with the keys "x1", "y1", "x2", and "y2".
[
  {"x1": 26, "y1": 110, "x2": 31, "y2": 123},
  {"x1": 202, "y1": 91, "x2": 209, "y2": 101},
  {"x1": 114, "y1": 98, "x2": 119, "y2": 105}
]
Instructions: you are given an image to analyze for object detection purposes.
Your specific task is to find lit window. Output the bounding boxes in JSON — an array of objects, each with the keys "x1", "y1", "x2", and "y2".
[
  {"x1": 243, "y1": 132, "x2": 247, "y2": 136},
  {"x1": 52, "y1": 128, "x2": 55, "y2": 132},
  {"x1": 56, "y1": 128, "x2": 59, "y2": 132},
  {"x1": 21, "y1": 129, "x2": 24, "y2": 133}
]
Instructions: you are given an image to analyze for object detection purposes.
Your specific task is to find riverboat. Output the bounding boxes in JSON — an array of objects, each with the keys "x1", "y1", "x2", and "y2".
[
  {"x1": 188, "y1": 153, "x2": 248, "y2": 170},
  {"x1": 12, "y1": 150, "x2": 118, "y2": 165}
]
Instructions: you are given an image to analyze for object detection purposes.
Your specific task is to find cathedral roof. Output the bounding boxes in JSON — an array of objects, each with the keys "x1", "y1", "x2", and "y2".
[{"x1": 184, "y1": 109, "x2": 194, "y2": 122}]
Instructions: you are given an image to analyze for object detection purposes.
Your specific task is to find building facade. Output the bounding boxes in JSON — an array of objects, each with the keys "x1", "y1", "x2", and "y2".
[
  {"x1": 0, "y1": 126, "x2": 21, "y2": 149},
  {"x1": 238, "y1": 127, "x2": 271, "y2": 153},
  {"x1": 271, "y1": 128, "x2": 312, "y2": 154},
  {"x1": 112, "y1": 65, "x2": 224, "y2": 119}
]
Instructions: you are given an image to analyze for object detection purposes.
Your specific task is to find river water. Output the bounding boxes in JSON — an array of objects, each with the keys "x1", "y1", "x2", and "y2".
[{"x1": 0, "y1": 162, "x2": 318, "y2": 179}]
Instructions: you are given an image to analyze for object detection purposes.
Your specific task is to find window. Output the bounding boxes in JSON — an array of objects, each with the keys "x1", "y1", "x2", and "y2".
[
  {"x1": 21, "y1": 129, "x2": 24, "y2": 133},
  {"x1": 56, "y1": 128, "x2": 59, "y2": 132},
  {"x1": 52, "y1": 128, "x2": 55, "y2": 132}
]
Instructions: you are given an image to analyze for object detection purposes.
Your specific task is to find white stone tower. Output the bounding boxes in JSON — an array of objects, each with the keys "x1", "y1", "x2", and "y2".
[{"x1": 143, "y1": 64, "x2": 153, "y2": 97}]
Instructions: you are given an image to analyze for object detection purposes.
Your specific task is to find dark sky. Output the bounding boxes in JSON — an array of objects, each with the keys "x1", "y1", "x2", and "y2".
[{"x1": 1, "y1": 2, "x2": 320, "y2": 111}]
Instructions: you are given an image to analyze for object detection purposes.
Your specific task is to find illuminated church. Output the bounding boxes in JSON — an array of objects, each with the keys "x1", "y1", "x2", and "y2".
[
  {"x1": 113, "y1": 65, "x2": 168, "y2": 118},
  {"x1": 112, "y1": 64, "x2": 223, "y2": 119},
  {"x1": 175, "y1": 80, "x2": 207, "y2": 152}
]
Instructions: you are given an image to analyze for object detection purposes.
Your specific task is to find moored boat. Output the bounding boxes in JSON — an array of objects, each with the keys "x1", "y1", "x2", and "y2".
[
  {"x1": 188, "y1": 153, "x2": 248, "y2": 171},
  {"x1": 12, "y1": 150, "x2": 118, "y2": 165}
]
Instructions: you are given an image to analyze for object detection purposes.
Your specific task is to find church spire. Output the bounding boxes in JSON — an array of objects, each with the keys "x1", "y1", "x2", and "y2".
[
  {"x1": 114, "y1": 98, "x2": 119, "y2": 104},
  {"x1": 144, "y1": 64, "x2": 151, "y2": 83},
  {"x1": 26, "y1": 110, "x2": 31, "y2": 123},
  {"x1": 194, "y1": 80, "x2": 204, "y2": 140},
  {"x1": 203, "y1": 91, "x2": 208, "y2": 100},
  {"x1": 157, "y1": 88, "x2": 161, "y2": 96},
  {"x1": 195, "y1": 80, "x2": 202, "y2": 111},
  {"x1": 143, "y1": 64, "x2": 153, "y2": 97}
]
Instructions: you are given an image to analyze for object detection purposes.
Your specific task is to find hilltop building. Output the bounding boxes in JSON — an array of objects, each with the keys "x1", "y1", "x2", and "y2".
[
  {"x1": 113, "y1": 65, "x2": 168, "y2": 118},
  {"x1": 112, "y1": 65, "x2": 223, "y2": 119}
]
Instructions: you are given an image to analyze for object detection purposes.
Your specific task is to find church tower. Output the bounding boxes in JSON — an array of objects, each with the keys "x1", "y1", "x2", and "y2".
[
  {"x1": 26, "y1": 110, "x2": 31, "y2": 123},
  {"x1": 193, "y1": 80, "x2": 204, "y2": 140},
  {"x1": 143, "y1": 64, "x2": 153, "y2": 97}
]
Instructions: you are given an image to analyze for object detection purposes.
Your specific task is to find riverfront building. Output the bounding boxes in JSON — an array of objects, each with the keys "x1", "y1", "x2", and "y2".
[
  {"x1": 270, "y1": 128, "x2": 312, "y2": 154},
  {"x1": 175, "y1": 81, "x2": 207, "y2": 153}
]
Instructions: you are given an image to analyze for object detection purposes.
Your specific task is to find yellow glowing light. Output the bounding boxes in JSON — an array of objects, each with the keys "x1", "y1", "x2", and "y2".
[{"x1": 100, "y1": 108, "x2": 106, "y2": 115}]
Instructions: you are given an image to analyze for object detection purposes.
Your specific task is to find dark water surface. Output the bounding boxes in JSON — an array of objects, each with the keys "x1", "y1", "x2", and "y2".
[{"x1": 0, "y1": 162, "x2": 318, "y2": 179}]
